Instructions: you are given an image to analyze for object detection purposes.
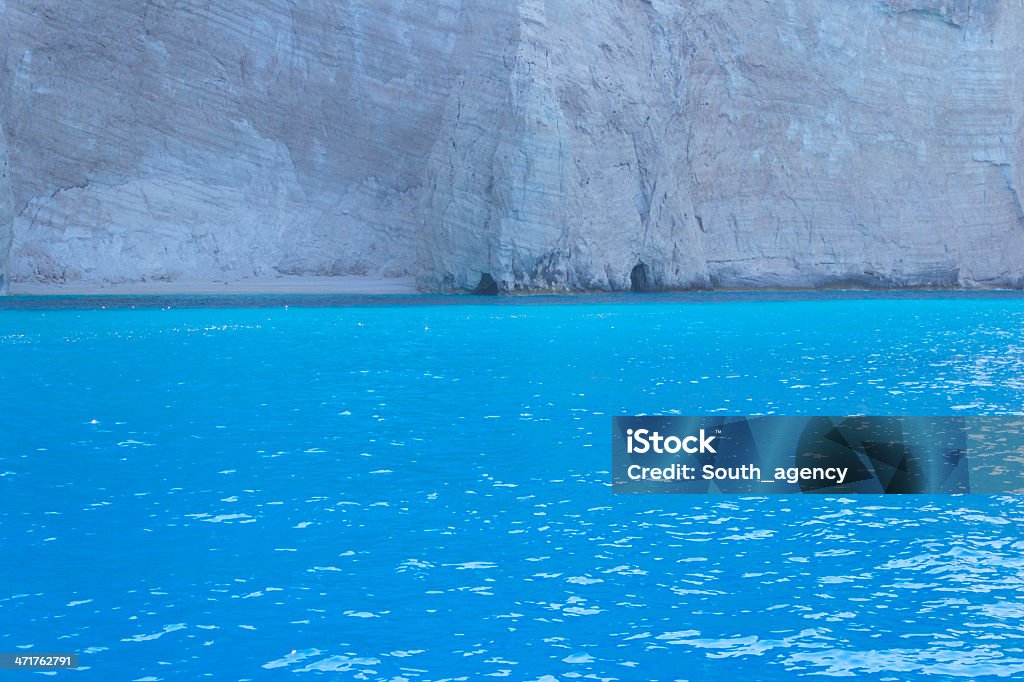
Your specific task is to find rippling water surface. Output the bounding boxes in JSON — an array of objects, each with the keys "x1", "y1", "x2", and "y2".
[{"x1": 2, "y1": 294, "x2": 1023, "y2": 680}]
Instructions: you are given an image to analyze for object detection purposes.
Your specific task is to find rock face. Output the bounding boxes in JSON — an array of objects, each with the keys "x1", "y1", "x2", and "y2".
[
  {"x1": 2, "y1": 0, "x2": 1024, "y2": 291},
  {"x1": 0, "y1": 125, "x2": 11, "y2": 292}
]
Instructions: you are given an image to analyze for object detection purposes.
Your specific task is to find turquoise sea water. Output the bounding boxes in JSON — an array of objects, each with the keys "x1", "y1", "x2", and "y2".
[{"x1": 2, "y1": 294, "x2": 1023, "y2": 680}]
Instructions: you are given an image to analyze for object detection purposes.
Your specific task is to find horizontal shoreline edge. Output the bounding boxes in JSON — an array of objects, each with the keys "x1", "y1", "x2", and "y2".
[{"x1": 4, "y1": 288, "x2": 1024, "y2": 311}]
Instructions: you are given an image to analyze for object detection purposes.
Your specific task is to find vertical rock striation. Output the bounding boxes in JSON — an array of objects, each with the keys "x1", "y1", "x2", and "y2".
[
  {"x1": 0, "y1": 124, "x2": 12, "y2": 292},
  {"x1": 420, "y1": 0, "x2": 1024, "y2": 291},
  {"x1": 2, "y1": 1, "x2": 1024, "y2": 291},
  {"x1": 419, "y1": 1, "x2": 709, "y2": 292}
]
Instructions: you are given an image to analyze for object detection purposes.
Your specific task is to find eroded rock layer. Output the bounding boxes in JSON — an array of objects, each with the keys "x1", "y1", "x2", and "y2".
[{"x1": 2, "y1": 1, "x2": 1022, "y2": 291}]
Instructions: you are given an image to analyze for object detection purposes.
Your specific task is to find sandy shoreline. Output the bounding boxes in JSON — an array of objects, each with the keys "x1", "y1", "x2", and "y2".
[{"x1": 7, "y1": 275, "x2": 421, "y2": 296}]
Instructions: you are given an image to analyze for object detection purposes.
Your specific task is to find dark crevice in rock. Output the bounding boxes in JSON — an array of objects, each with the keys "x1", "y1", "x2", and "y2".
[
  {"x1": 630, "y1": 263, "x2": 652, "y2": 292},
  {"x1": 473, "y1": 272, "x2": 499, "y2": 295}
]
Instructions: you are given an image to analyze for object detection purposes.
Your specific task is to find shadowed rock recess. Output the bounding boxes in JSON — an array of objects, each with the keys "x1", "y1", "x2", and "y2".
[{"x1": 2, "y1": 0, "x2": 1024, "y2": 293}]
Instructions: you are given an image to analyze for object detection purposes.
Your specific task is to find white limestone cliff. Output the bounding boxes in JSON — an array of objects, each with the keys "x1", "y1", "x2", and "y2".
[
  {"x1": 0, "y1": 125, "x2": 11, "y2": 292},
  {"x1": 2, "y1": 0, "x2": 1023, "y2": 292}
]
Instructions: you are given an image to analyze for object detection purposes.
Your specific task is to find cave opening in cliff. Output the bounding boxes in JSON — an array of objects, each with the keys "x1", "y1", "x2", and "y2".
[
  {"x1": 630, "y1": 263, "x2": 652, "y2": 292},
  {"x1": 473, "y1": 272, "x2": 499, "y2": 295}
]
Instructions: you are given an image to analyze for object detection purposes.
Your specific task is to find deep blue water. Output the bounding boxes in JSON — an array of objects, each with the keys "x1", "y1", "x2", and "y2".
[{"x1": 2, "y1": 294, "x2": 1024, "y2": 680}]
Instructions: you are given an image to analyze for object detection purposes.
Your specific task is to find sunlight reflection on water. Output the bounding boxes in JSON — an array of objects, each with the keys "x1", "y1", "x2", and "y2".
[{"x1": 1, "y1": 295, "x2": 1023, "y2": 679}]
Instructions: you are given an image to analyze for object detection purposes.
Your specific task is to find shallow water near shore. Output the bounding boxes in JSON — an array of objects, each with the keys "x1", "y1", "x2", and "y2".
[{"x1": 2, "y1": 294, "x2": 1023, "y2": 680}]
